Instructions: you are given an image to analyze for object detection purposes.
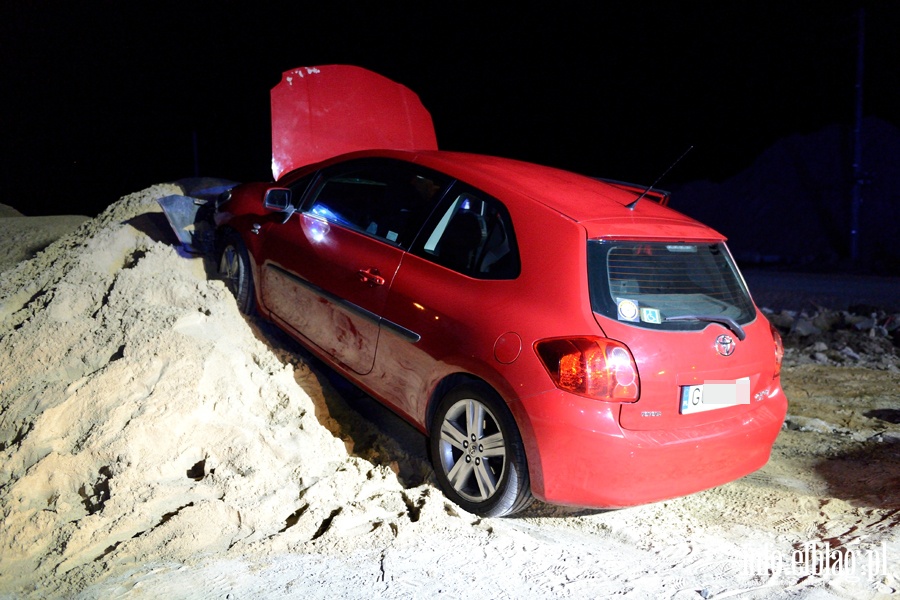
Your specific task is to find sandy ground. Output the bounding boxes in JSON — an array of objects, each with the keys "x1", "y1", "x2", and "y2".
[
  {"x1": 0, "y1": 189, "x2": 897, "y2": 599},
  {"x1": 0, "y1": 213, "x2": 89, "y2": 274}
]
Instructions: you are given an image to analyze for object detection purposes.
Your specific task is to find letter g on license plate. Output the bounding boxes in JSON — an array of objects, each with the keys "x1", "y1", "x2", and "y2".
[{"x1": 680, "y1": 377, "x2": 750, "y2": 414}]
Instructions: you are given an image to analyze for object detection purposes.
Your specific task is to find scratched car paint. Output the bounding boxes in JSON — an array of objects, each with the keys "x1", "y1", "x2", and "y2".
[{"x1": 196, "y1": 65, "x2": 787, "y2": 517}]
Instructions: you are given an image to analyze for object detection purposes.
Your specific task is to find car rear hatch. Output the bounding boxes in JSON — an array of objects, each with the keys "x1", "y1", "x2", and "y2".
[{"x1": 586, "y1": 239, "x2": 780, "y2": 431}]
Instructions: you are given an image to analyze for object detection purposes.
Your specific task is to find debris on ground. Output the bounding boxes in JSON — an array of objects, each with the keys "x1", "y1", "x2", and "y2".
[{"x1": 765, "y1": 306, "x2": 900, "y2": 371}]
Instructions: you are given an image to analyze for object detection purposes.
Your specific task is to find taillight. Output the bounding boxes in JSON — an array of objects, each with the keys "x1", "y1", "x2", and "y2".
[
  {"x1": 771, "y1": 323, "x2": 784, "y2": 379},
  {"x1": 535, "y1": 337, "x2": 640, "y2": 402}
]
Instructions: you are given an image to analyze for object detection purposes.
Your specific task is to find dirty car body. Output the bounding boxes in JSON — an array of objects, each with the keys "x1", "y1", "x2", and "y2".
[{"x1": 207, "y1": 66, "x2": 787, "y2": 517}]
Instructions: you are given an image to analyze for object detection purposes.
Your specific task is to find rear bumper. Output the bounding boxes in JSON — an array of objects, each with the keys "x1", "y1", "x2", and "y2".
[{"x1": 513, "y1": 386, "x2": 787, "y2": 508}]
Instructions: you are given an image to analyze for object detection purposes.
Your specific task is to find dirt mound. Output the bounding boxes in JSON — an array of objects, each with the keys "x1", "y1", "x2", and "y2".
[
  {"x1": 0, "y1": 186, "x2": 429, "y2": 597},
  {"x1": 0, "y1": 215, "x2": 89, "y2": 274},
  {"x1": 0, "y1": 204, "x2": 24, "y2": 218}
]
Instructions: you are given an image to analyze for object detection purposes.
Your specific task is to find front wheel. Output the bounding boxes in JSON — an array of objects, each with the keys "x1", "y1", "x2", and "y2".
[
  {"x1": 218, "y1": 234, "x2": 255, "y2": 315},
  {"x1": 429, "y1": 383, "x2": 533, "y2": 517}
]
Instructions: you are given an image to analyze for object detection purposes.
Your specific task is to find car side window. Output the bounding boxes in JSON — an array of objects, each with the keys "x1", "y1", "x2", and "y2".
[
  {"x1": 412, "y1": 185, "x2": 520, "y2": 279},
  {"x1": 303, "y1": 159, "x2": 450, "y2": 249}
]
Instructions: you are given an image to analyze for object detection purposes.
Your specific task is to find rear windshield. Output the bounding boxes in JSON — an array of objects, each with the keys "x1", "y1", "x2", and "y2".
[{"x1": 588, "y1": 241, "x2": 756, "y2": 331}]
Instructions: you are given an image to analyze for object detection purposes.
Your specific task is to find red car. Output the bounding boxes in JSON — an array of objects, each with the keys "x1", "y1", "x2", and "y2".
[{"x1": 208, "y1": 66, "x2": 786, "y2": 517}]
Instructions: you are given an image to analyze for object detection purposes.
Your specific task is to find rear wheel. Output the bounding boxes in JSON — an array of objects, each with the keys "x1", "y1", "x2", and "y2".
[
  {"x1": 429, "y1": 383, "x2": 533, "y2": 517},
  {"x1": 218, "y1": 234, "x2": 255, "y2": 314}
]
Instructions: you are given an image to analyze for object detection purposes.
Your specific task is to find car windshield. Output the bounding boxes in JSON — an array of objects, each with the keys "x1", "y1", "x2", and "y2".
[{"x1": 587, "y1": 241, "x2": 756, "y2": 331}]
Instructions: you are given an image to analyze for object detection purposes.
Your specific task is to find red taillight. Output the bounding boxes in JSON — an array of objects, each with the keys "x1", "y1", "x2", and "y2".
[
  {"x1": 535, "y1": 337, "x2": 640, "y2": 402},
  {"x1": 771, "y1": 323, "x2": 784, "y2": 379}
]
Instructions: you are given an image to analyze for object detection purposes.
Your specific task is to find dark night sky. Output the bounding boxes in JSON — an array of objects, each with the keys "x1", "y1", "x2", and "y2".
[{"x1": 2, "y1": 2, "x2": 898, "y2": 216}]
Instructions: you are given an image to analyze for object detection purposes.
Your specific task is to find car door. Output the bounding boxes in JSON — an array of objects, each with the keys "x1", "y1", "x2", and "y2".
[
  {"x1": 370, "y1": 183, "x2": 523, "y2": 421},
  {"x1": 260, "y1": 158, "x2": 450, "y2": 375}
]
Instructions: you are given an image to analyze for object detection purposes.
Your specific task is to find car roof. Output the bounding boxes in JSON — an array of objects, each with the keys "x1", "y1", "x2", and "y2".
[{"x1": 348, "y1": 149, "x2": 726, "y2": 241}]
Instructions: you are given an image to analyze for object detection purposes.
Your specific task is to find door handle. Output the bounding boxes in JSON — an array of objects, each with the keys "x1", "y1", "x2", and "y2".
[{"x1": 358, "y1": 268, "x2": 385, "y2": 286}]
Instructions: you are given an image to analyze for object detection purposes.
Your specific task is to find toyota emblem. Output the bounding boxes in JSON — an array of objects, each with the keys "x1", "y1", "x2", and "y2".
[{"x1": 715, "y1": 334, "x2": 736, "y2": 356}]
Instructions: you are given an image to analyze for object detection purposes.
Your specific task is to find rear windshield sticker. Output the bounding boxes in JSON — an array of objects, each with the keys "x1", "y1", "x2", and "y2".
[
  {"x1": 616, "y1": 298, "x2": 640, "y2": 322},
  {"x1": 640, "y1": 307, "x2": 662, "y2": 324}
]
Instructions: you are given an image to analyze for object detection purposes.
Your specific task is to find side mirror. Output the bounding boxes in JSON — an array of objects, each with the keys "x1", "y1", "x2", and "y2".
[{"x1": 264, "y1": 188, "x2": 292, "y2": 211}]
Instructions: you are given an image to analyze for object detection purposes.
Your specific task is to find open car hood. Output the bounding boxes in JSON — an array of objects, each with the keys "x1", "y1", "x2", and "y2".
[{"x1": 271, "y1": 65, "x2": 438, "y2": 180}]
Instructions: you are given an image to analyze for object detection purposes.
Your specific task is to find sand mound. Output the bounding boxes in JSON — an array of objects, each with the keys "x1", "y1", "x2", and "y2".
[
  {"x1": 0, "y1": 204, "x2": 24, "y2": 218},
  {"x1": 0, "y1": 186, "x2": 430, "y2": 596},
  {"x1": 0, "y1": 214, "x2": 89, "y2": 274}
]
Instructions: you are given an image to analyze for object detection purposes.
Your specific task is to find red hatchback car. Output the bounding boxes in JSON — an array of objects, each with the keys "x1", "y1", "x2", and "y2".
[{"x1": 209, "y1": 66, "x2": 787, "y2": 517}]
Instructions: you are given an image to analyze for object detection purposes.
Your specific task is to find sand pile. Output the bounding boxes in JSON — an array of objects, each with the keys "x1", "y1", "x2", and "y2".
[
  {"x1": 0, "y1": 205, "x2": 24, "y2": 218},
  {"x1": 0, "y1": 211, "x2": 89, "y2": 274},
  {"x1": 0, "y1": 186, "x2": 432, "y2": 597}
]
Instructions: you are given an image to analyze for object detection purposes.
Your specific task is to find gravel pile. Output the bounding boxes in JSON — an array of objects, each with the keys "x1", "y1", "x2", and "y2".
[{"x1": 765, "y1": 306, "x2": 900, "y2": 371}]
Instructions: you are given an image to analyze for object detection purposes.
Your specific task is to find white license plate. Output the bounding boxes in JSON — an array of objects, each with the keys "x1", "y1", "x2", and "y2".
[{"x1": 680, "y1": 378, "x2": 750, "y2": 414}]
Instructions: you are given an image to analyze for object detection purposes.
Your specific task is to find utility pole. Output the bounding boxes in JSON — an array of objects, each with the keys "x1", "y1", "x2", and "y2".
[{"x1": 850, "y1": 8, "x2": 865, "y2": 262}]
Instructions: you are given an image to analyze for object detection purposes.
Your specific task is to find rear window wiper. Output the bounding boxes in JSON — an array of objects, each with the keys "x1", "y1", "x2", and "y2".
[{"x1": 664, "y1": 315, "x2": 746, "y2": 341}]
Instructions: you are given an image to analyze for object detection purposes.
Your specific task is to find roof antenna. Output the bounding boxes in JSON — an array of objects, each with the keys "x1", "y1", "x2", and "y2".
[{"x1": 626, "y1": 145, "x2": 694, "y2": 210}]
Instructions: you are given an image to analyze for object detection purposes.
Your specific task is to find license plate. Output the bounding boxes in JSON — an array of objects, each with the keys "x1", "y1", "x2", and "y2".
[{"x1": 680, "y1": 378, "x2": 750, "y2": 414}]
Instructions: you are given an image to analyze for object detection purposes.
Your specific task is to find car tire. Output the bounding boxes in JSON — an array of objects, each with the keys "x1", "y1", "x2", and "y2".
[
  {"x1": 429, "y1": 382, "x2": 534, "y2": 517},
  {"x1": 218, "y1": 233, "x2": 255, "y2": 315}
]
